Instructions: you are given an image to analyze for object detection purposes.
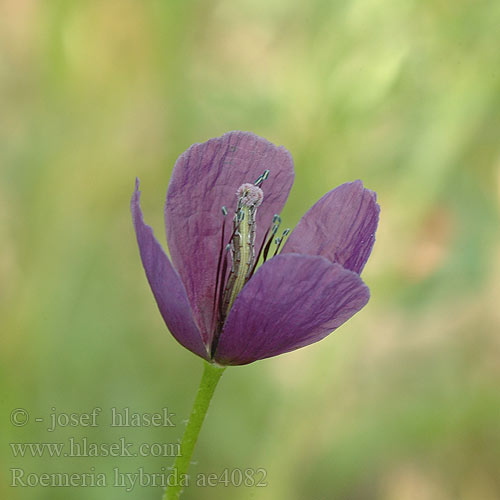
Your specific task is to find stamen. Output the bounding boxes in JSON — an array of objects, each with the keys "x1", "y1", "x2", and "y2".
[
  {"x1": 211, "y1": 208, "x2": 228, "y2": 335},
  {"x1": 254, "y1": 169, "x2": 270, "y2": 187},
  {"x1": 261, "y1": 215, "x2": 281, "y2": 263},
  {"x1": 249, "y1": 224, "x2": 272, "y2": 278},
  {"x1": 273, "y1": 228, "x2": 290, "y2": 257},
  {"x1": 217, "y1": 245, "x2": 231, "y2": 318},
  {"x1": 261, "y1": 234, "x2": 274, "y2": 264},
  {"x1": 212, "y1": 245, "x2": 230, "y2": 357}
]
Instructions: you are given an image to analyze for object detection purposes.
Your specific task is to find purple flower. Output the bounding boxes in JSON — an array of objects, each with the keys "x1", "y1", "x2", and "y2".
[{"x1": 131, "y1": 131, "x2": 379, "y2": 366}]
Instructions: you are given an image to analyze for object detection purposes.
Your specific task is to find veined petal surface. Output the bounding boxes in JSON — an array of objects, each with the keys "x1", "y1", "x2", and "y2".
[
  {"x1": 132, "y1": 180, "x2": 208, "y2": 360},
  {"x1": 215, "y1": 254, "x2": 370, "y2": 365},
  {"x1": 282, "y1": 181, "x2": 379, "y2": 274}
]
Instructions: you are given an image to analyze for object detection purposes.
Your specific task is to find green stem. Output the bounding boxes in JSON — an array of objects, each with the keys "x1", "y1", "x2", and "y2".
[{"x1": 164, "y1": 361, "x2": 226, "y2": 500}]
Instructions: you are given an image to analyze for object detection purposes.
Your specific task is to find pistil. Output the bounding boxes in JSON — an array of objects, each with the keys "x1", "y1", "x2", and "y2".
[{"x1": 221, "y1": 183, "x2": 263, "y2": 318}]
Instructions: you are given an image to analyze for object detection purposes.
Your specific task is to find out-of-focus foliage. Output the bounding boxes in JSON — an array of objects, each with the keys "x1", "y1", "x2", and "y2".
[{"x1": 1, "y1": 1, "x2": 499, "y2": 499}]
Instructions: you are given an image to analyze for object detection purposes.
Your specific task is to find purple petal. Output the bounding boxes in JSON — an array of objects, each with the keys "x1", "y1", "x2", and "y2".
[
  {"x1": 131, "y1": 179, "x2": 209, "y2": 360},
  {"x1": 165, "y1": 131, "x2": 295, "y2": 344},
  {"x1": 214, "y1": 254, "x2": 369, "y2": 365},
  {"x1": 282, "y1": 181, "x2": 380, "y2": 274}
]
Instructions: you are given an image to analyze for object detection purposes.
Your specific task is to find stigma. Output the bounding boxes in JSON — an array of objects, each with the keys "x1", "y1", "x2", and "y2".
[{"x1": 236, "y1": 183, "x2": 263, "y2": 208}]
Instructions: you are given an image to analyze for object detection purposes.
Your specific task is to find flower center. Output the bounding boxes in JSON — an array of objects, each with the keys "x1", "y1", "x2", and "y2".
[
  {"x1": 210, "y1": 170, "x2": 290, "y2": 357},
  {"x1": 221, "y1": 183, "x2": 264, "y2": 317}
]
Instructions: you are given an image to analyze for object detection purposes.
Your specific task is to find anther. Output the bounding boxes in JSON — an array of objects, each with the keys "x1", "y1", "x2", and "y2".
[
  {"x1": 254, "y1": 170, "x2": 270, "y2": 187},
  {"x1": 271, "y1": 216, "x2": 281, "y2": 235},
  {"x1": 272, "y1": 228, "x2": 290, "y2": 257}
]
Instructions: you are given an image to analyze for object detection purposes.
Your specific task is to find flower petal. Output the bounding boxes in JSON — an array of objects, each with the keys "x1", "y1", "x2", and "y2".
[
  {"x1": 214, "y1": 254, "x2": 369, "y2": 365},
  {"x1": 165, "y1": 131, "x2": 295, "y2": 344},
  {"x1": 131, "y1": 179, "x2": 209, "y2": 360},
  {"x1": 282, "y1": 180, "x2": 380, "y2": 274}
]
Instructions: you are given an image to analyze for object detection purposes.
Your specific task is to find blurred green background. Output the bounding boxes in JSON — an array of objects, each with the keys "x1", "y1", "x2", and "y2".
[{"x1": 2, "y1": 0, "x2": 500, "y2": 499}]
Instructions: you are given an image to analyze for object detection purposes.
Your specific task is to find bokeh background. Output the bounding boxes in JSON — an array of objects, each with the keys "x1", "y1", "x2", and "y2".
[{"x1": 2, "y1": 1, "x2": 500, "y2": 499}]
